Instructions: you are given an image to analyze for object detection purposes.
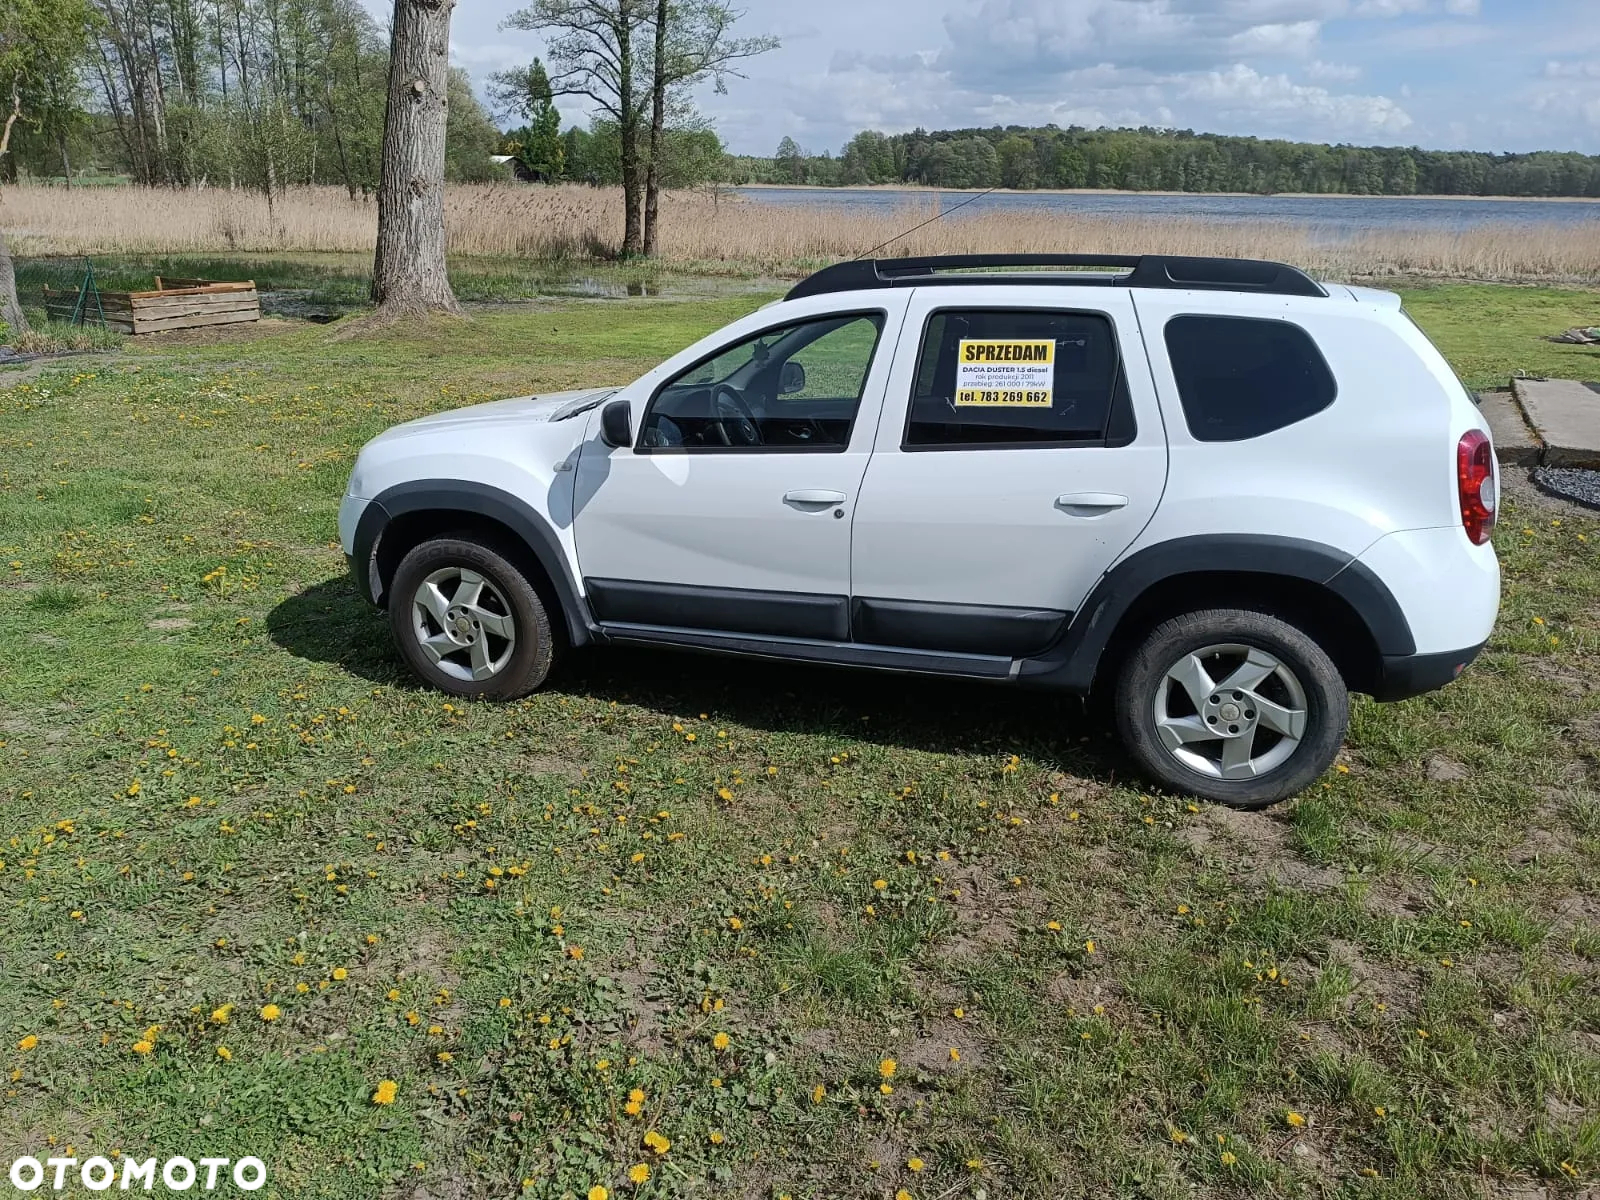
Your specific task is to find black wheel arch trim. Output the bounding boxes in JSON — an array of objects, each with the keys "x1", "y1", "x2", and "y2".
[
  {"x1": 1019, "y1": 533, "x2": 1415, "y2": 692},
  {"x1": 352, "y1": 481, "x2": 595, "y2": 646}
]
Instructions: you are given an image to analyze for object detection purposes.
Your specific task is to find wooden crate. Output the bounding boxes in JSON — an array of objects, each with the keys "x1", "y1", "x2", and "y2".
[{"x1": 44, "y1": 278, "x2": 260, "y2": 335}]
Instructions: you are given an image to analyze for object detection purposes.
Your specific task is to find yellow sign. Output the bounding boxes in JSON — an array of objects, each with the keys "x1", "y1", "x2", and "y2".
[{"x1": 954, "y1": 339, "x2": 1055, "y2": 407}]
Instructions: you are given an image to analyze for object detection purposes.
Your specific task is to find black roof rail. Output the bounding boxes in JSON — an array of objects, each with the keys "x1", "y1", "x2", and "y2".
[{"x1": 785, "y1": 254, "x2": 1327, "y2": 301}]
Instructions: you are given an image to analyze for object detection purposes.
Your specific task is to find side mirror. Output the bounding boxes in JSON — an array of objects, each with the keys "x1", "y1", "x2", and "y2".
[
  {"x1": 778, "y1": 361, "x2": 806, "y2": 396},
  {"x1": 599, "y1": 399, "x2": 633, "y2": 449}
]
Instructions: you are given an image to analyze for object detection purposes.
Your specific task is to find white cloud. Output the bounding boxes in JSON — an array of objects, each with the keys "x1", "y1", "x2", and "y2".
[
  {"x1": 1226, "y1": 20, "x2": 1322, "y2": 56},
  {"x1": 1307, "y1": 59, "x2": 1362, "y2": 82},
  {"x1": 1181, "y1": 63, "x2": 1413, "y2": 133},
  {"x1": 1443, "y1": 0, "x2": 1481, "y2": 13}
]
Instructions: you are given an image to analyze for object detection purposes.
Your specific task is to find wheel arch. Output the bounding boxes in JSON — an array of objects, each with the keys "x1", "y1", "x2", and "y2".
[
  {"x1": 1024, "y1": 534, "x2": 1414, "y2": 695},
  {"x1": 354, "y1": 481, "x2": 594, "y2": 647}
]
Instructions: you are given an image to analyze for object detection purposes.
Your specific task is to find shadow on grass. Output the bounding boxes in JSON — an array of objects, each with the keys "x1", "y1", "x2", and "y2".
[{"x1": 267, "y1": 577, "x2": 1126, "y2": 782}]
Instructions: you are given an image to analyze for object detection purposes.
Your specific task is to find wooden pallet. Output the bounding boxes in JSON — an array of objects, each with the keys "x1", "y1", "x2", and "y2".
[{"x1": 44, "y1": 278, "x2": 260, "y2": 335}]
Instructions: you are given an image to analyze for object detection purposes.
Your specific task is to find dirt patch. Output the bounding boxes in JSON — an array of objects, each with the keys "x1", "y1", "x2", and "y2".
[
  {"x1": 1325, "y1": 938, "x2": 1421, "y2": 1012},
  {"x1": 147, "y1": 617, "x2": 194, "y2": 631},
  {"x1": 1363, "y1": 878, "x2": 1433, "y2": 919},
  {"x1": 898, "y1": 1017, "x2": 986, "y2": 1073},
  {"x1": 1046, "y1": 972, "x2": 1124, "y2": 1016},
  {"x1": 1179, "y1": 806, "x2": 1342, "y2": 891}
]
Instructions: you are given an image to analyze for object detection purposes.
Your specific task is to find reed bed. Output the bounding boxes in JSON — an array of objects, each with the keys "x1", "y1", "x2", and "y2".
[{"x1": 6, "y1": 182, "x2": 1599, "y2": 282}]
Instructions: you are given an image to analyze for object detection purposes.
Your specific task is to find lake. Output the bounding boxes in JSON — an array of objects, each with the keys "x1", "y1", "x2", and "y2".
[{"x1": 734, "y1": 186, "x2": 1600, "y2": 236}]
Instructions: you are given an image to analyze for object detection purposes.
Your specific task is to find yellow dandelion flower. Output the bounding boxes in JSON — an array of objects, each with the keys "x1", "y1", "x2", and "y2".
[
  {"x1": 18, "y1": 1035, "x2": 38, "y2": 1051},
  {"x1": 728, "y1": 917, "x2": 742, "y2": 931},
  {"x1": 1286, "y1": 1111, "x2": 1306, "y2": 1128},
  {"x1": 373, "y1": 1079, "x2": 398, "y2": 1105},
  {"x1": 132, "y1": 1040, "x2": 154, "y2": 1055},
  {"x1": 1085, "y1": 939, "x2": 1096, "y2": 954},
  {"x1": 643, "y1": 1130, "x2": 671, "y2": 1155},
  {"x1": 709, "y1": 1131, "x2": 725, "y2": 1145},
  {"x1": 567, "y1": 946, "x2": 585, "y2": 961},
  {"x1": 907, "y1": 1156, "x2": 925, "y2": 1172},
  {"x1": 812, "y1": 1083, "x2": 826, "y2": 1104},
  {"x1": 216, "y1": 1046, "x2": 232, "y2": 1061},
  {"x1": 628, "y1": 1164, "x2": 649, "y2": 1184},
  {"x1": 1046, "y1": 920, "x2": 1062, "y2": 932},
  {"x1": 872, "y1": 878, "x2": 888, "y2": 890},
  {"x1": 588, "y1": 1188, "x2": 608, "y2": 1200},
  {"x1": 879, "y1": 1057, "x2": 897, "y2": 1078},
  {"x1": 210, "y1": 1004, "x2": 233, "y2": 1024},
  {"x1": 896, "y1": 1193, "x2": 913, "y2": 1200},
  {"x1": 1170, "y1": 1129, "x2": 1188, "y2": 1144},
  {"x1": 1220, "y1": 1151, "x2": 1238, "y2": 1166},
  {"x1": 331, "y1": 967, "x2": 348, "y2": 981},
  {"x1": 949, "y1": 1047, "x2": 960, "y2": 1062},
  {"x1": 259, "y1": 1004, "x2": 281, "y2": 1022},
  {"x1": 712, "y1": 1032, "x2": 730, "y2": 1050}
]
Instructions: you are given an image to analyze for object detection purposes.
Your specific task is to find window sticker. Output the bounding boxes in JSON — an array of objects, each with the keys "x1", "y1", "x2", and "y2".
[{"x1": 954, "y1": 339, "x2": 1055, "y2": 407}]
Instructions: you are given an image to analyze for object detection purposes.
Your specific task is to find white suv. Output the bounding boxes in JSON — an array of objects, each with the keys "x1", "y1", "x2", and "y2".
[{"x1": 339, "y1": 254, "x2": 1501, "y2": 808}]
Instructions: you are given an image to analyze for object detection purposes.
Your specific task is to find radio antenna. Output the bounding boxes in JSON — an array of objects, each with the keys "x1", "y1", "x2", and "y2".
[{"x1": 852, "y1": 186, "x2": 1000, "y2": 261}]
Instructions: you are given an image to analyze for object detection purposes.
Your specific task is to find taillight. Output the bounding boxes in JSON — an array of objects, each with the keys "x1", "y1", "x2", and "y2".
[{"x1": 1457, "y1": 430, "x2": 1496, "y2": 545}]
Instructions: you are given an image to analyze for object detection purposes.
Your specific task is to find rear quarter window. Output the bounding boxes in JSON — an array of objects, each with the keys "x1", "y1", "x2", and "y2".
[{"x1": 1164, "y1": 315, "x2": 1337, "y2": 442}]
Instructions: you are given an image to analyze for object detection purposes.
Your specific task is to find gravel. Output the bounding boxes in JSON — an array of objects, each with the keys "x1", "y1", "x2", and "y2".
[{"x1": 1533, "y1": 466, "x2": 1600, "y2": 511}]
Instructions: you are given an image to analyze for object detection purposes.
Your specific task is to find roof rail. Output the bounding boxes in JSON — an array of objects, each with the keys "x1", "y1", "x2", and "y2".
[{"x1": 785, "y1": 254, "x2": 1327, "y2": 301}]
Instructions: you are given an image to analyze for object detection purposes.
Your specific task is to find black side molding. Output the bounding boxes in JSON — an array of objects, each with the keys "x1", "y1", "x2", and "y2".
[
  {"x1": 852, "y1": 596, "x2": 1068, "y2": 658},
  {"x1": 356, "y1": 480, "x2": 595, "y2": 647},
  {"x1": 587, "y1": 578, "x2": 850, "y2": 642},
  {"x1": 1019, "y1": 533, "x2": 1415, "y2": 692},
  {"x1": 1372, "y1": 644, "x2": 1485, "y2": 702}
]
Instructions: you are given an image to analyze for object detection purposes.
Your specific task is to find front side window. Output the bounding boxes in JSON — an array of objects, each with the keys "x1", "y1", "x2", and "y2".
[
  {"x1": 1164, "y1": 315, "x2": 1337, "y2": 442},
  {"x1": 640, "y1": 313, "x2": 884, "y2": 451},
  {"x1": 906, "y1": 309, "x2": 1133, "y2": 448}
]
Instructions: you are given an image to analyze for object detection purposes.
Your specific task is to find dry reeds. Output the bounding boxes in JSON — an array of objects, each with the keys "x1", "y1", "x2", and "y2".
[{"x1": 6, "y1": 182, "x2": 1599, "y2": 282}]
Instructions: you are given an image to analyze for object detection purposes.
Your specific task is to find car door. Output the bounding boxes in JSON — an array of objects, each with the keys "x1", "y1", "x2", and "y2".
[
  {"x1": 572, "y1": 296, "x2": 909, "y2": 641},
  {"x1": 848, "y1": 286, "x2": 1168, "y2": 658}
]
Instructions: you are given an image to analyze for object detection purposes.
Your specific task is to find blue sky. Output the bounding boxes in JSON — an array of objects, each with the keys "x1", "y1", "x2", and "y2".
[{"x1": 370, "y1": 0, "x2": 1600, "y2": 156}]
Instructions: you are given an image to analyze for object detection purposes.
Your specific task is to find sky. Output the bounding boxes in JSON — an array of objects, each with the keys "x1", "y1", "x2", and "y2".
[{"x1": 366, "y1": 0, "x2": 1600, "y2": 157}]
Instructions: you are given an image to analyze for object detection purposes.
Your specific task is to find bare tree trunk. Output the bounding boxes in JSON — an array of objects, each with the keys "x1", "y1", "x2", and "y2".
[
  {"x1": 643, "y1": 0, "x2": 666, "y2": 256},
  {"x1": 0, "y1": 228, "x2": 29, "y2": 337},
  {"x1": 617, "y1": 9, "x2": 642, "y2": 257},
  {"x1": 370, "y1": 0, "x2": 460, "y2": 313}
]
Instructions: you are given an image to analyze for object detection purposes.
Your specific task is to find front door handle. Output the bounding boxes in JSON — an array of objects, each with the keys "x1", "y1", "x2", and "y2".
[
  {"x1": 1056, "y1": 492, "x2": 1129, "y2": 515},
  {"x1": 784, "y1": 489, "x2": 847, "y2": 507}
]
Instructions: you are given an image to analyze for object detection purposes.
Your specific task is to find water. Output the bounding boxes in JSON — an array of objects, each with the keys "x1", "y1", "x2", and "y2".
[{"x1": 735, "y1": 186, "x2": 1600, "y2": 236}]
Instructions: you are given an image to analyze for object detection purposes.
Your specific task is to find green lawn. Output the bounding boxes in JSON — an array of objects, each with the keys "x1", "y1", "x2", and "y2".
[{"x1": 0, "y1": 283, "x2": 1597, "y2": 1200}]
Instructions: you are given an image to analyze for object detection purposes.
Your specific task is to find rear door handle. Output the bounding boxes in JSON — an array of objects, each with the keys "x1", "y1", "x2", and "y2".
[
  {"x1": 1056, "y1": 492, "x2": 1129, "y2": 515},
  {"x1": 784, "y1": 489, "x2": 847, "y2": 506}
]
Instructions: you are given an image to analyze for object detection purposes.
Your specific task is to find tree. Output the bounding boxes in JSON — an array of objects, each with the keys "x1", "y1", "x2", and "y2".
[
  {"x1": 641, "y1": 0, "x2": 775, "y2": 254},
  {"x1": 775, "y1": 135, "x2": 804, "y2": 183},
  {"x1": 503, "y1": 0, "x2": 650, "y2": 255},
  {"x1": 492, "y1": 57, "x2": 564, "y2": 179},
  {"x1": 370, "y1": 0, "x2": 460, "y2": 314},
  {"x1": 0, "y1": 0, "x2": 96, "y2": 333}
]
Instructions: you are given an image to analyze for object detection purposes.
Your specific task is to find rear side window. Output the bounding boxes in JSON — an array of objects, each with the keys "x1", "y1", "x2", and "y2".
[
  {"x1": 1164, "y1": 315, "x2": 1336, "y2": 442},
  {"x1": 906, "y1": 309, "x2": 1134, "y2": 448}
]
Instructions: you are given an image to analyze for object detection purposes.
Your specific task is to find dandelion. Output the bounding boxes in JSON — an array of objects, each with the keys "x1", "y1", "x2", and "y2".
[
  {"x1": 1286, "y1": 1111, "x2": 1306, "y2": 1128},
  {"x1": 907, "y1": 1157, "x2": 925, "y2": 1172},
  {"x1": 588, "y1": 1188, "x2": 608, "y2": 1200},
  {"x1": 708, "y1": 1131, "x2": 725, "y2": 1145},
  {"x1": 132, "y1": 1040, "x2": 154, "y2": 1055},
  {"x1": 216, "y1": 1046, "x2": 232, "y2": 1061},
  {"x1": 1046, "y1": 920, "x2": 1062, "y2": 932},
  {"x1": 953, "y1": 1007, "x2": 965, "y2": 1019},
  {"x1": 628, "y1": 1164, "x2": 649, "y2": 1184},
  {"x1": 331, "y1": 967, "x2": 348, "y2": 981},
  {"x1": 896, "y1": 1193, "x2": 913, "y2": 1200},
  {"x1": 643, "y1": 1130, "x2": 670, "y2": 1155},
  {"x1": 1373, "y1": 1106, "x2": 1386, "y2": 1118},
  {"x1": 872, "y1": 879, "x2": 888, "y2": 891},
  {"x1": 259, "y1": 1004, "x2": 281, "y2": 1022},
  {"x1": 949, "y1": 1047, "x2": 960, "y2": 1062},
  {"x1": 712, "y1": 1032, "x2": 730, "y2": 1050},
  {"x1": 1085, "y1": 939, "x2": 1096, "y2": 954},
  {"x1": 373, "y1": 1079, "x2": 398, "y2": 1105},
  {"x1": 1170, "y1": 1129, "x2": 1188, "y2": 1144},
  {"x1": 567, "y1": 946, "x2": 585, "y2": 961},
  {"x1": 811, "y1": 1084, "x2": 826, "y2": 1104},
  {"x1": 879, "y1": 1058, "x2": 896, "y2": 1079},
  {"x1": 17, "y1": 1035, "x2": 38, "y2": 1051},
  {"x1": 630, "y1": 853, "x2": 644, "y2": 864},
  {"x1": 1220, "y1": 1151, "x2": 1238, "y2": 1166},
  {"x1": 716, "y1": 787, "x2": 732, "y2": 801},
  {"x1": 727, "y1": 917, "x2": 742, "y2": 931}
]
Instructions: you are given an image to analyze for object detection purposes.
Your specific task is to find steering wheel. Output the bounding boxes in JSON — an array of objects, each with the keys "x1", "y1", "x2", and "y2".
[{"x1": 709, "y1": 383, "x2": 762, "y2": 447}]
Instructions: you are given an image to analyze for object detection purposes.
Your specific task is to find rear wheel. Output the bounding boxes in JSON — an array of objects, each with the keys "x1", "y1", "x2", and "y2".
[
  {"x1": 1114, "y1": 608, "x2": 1348, "y2": 809},
  {"x1": 388, "y1": 536, "x2": 555, "y2": 700}
]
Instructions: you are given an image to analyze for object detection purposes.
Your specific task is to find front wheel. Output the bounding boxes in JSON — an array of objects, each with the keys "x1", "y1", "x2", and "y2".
[
  {"x1": 387, "y1": 536, "x2": 556, "y2": 701},
  {"x1": 1114, "y1": 609, "x2": 1348, "y2": 809}
]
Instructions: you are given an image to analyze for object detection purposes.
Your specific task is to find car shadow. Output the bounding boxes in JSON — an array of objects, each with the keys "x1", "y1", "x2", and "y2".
[{"x1": 266, "y1": 578, "x2": 1125, "y2": 783}]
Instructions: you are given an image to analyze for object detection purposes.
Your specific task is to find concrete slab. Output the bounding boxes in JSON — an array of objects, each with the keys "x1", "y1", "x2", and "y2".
[
  {"x1": 1511, "y1": 378, "x2": 1600, "y2": 469},
  {"x1": 1477, "y1": 390, "x2": 1540, "y2": 467}
]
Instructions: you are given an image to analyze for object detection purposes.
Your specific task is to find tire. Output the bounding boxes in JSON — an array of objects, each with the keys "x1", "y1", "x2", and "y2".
[
  {"x1": 1114, "y1": 608, "x2": 1348, "y2": 810},
  {"x1": 387, "y1": 535, "x2": 556, "y2": 701}
]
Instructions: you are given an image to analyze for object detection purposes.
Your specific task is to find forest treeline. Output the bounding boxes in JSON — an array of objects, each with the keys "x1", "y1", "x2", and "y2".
[{"x1": 732, "y1": 126, "x2": 1600, "y2": 198}]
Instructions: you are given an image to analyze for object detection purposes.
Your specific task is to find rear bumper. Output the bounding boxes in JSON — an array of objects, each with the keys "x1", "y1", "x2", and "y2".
[{"x1": 1371, "y1": 642, "x2": 1485, "y2": 702}]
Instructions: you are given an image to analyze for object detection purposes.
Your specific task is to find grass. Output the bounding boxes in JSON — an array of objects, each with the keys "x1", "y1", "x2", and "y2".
[
  {"x1": 0, "y1": 283, "x2": 1596, "y2": 1200},
  {"x1": 7, "y1": 182, "x2": 1600, "y2": 282}
]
